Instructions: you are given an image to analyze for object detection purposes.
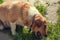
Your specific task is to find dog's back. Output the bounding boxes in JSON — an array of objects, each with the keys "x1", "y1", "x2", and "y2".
[{"x1": 0, "y1": 1, "x2": 31, "y2": 26}]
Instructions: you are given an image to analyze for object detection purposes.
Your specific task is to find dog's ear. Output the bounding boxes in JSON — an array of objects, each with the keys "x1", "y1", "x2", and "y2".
[
  {"x1": 43, "y1": 21, "x2": 47, "y2": 28},
  {"x1": 43, "y1": 21, "x2": 47, "y2": 26}
]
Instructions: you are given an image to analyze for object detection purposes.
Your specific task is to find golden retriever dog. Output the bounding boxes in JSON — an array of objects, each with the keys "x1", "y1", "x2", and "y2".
[{"x1": 0, "y1": 1, "x2": 47, "y2": 37}]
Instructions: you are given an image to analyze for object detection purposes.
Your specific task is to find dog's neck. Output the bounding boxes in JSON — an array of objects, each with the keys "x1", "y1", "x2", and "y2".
[
  {"x1": 28, "y1": 6, "x2": 39, "y2": 20},
  {"x1": 26, "y1": 6, "x2": 39, "y2": 26}
]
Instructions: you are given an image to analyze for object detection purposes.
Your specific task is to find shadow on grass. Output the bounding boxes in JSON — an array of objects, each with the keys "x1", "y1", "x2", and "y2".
[
  {"x1": 1, "y1": 22, "x2": 60, "y2": 40},
  {"x1": 13, "y1": 25, "x2": 41, "y2": 40},
  {"x1": 0, "y1": 25, "x2": 42, "y2": 40}
]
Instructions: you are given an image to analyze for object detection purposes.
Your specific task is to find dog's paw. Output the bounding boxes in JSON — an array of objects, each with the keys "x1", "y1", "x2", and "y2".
[{"x1": 12, "y1": 31, "x2": 16, "y2": 35}]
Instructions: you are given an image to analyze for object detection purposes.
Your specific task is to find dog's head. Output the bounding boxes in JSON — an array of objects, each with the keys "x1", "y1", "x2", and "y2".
[{"x1": 31, "y1": 14, "x2": 47, "y2": 37}]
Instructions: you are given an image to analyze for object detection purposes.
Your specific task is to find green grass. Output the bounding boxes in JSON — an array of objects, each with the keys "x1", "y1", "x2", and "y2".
[
  {"x1": 57, "y1": 6, "x2": 60, "y2": 22},
  {"x1": 0, "y1": 0, "x2": 3, "y2": 4},
  {"x1": 41, "y1": 6, "x2": 60, "y2": 40},
  {"x1": 0, "y1": 0, "x2": 60, "y2": 40},
  {"x1": 35, "y1": 4, "x2": 47, "y2": 15}
]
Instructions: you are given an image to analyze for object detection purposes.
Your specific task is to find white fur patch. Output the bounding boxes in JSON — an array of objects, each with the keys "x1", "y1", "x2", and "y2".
[{"x1": 28, "y1": 6, "x2": 39, "y2": 19}]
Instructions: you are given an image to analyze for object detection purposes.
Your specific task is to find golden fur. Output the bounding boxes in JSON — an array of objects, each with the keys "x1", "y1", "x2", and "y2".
[{"x1": 0, "y1": 1, "x2": 47, "y2": 36}]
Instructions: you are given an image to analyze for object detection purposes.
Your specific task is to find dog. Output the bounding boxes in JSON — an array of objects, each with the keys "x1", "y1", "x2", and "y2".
[{"x1": 0, "y1": 1, "x2": 47, "y2": 37}]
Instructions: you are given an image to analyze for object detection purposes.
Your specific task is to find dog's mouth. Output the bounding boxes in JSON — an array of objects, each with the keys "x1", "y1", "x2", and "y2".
[
  {"x1": 35, "y1": 31, "x2": 41, "y2": 38},
  {"x1": 33, "y1": 31, "x2": 47, "y2": 38},
  {"x1": 32, "y1": 31, "x2": 41, "y2": 39}
]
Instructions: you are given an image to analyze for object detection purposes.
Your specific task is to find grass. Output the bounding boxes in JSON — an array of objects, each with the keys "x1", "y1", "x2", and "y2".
[
  {"x1": 57, "y1": 6, "x2": 60, "y2": 22},
  {"x1": 41, "y1": 6, "x2": 60, "y2": 40},
  {"x1": 0, "y1": 0, "x2": 60, "y2": 40},
  {"x1": 0, "y1": 0, "x2": 3, "y2": 4},
  {"x1": 35, "y1": 4, "x2": 47, "y2": 15}
]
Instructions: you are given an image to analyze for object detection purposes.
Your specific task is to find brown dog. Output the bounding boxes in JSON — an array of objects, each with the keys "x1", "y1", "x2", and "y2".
[{"x1": 0, "y1": 1, "x2": 47, "y2": 36}]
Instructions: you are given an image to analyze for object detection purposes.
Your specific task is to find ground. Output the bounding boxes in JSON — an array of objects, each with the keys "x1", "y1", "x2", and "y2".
[
  {"x1": 45, "y1": 0, "x2": 60, "y2": 23},
  {"x1": 0, "y1": 32, "x2": 12, "y2": 40}
]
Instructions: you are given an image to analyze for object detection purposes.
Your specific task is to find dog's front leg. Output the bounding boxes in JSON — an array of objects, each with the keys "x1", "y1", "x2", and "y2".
[{"x1": 10, "y1": 23, "x2": 16, "y2": 35}]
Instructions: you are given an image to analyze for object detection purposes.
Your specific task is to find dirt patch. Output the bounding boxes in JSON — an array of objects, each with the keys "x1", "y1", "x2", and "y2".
[{"x1": 45, "y1": 0, "x2": 60, "y2": 23}]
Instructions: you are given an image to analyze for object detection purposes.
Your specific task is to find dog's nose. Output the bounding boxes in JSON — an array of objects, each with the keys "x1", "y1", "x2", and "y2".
[{"x1": 44, "y1": 34, "x2": 47, "y2": 37}]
